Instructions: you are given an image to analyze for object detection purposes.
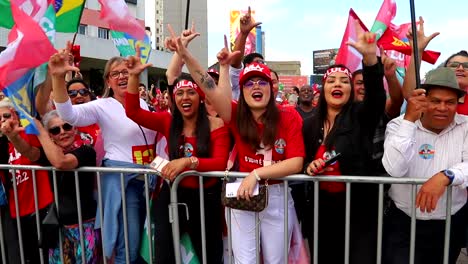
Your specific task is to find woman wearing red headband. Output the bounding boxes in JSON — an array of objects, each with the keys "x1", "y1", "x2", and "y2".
[
  {"x1": 125, "y1": 34, "x2": 230, "y2": 263},
  {"x1": 302, "y1": 29, "x2": 386, "y2": 263}
]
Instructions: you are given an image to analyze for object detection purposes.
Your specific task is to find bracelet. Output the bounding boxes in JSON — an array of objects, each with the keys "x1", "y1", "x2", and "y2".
[
  {"x1": 253, "y1": 169, "x2": 261, "y2": 181},
  {"x1": 189, "y1": 156, "x2": 199, "y2": 169}
]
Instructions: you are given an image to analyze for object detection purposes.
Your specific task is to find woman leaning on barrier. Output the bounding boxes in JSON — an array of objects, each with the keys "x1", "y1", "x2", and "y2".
[
  {"x1": 302, "y1": 26, "x2": 385, "y2": 264},
  {"x1": 34, "y1": 110, "x2": 100, "y2": 263},
  {"x1": 49, "y1": 46, "x2": 157, "y2": 264},
  {"x1": 170, "y1": 35, "x2": 305, "y2": 263}
]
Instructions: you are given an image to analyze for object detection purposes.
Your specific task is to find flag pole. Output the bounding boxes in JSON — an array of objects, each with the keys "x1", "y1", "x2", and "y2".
[
  {"x1": 184, "y1": 0, "x2": 190, "y2": 29},
  {"x1": 409, "y1": 0, "x2": 421, "y2": 88}
]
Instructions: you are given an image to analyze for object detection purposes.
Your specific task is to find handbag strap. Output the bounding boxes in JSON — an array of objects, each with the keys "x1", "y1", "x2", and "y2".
[{"x1": 226, "y1": 144, "x2": 237, "y2": 171}]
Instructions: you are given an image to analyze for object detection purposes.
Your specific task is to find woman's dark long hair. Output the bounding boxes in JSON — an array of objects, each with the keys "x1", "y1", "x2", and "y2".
[
  {"x1": 237, "y1": 82, "x2": 279, "y2": 150},
  {"x1": 305, "y1": 64, "x2": 355, "y2": 155},
  {"x1": 168, "y1": 76, "x2": 211, "y2": 160}
]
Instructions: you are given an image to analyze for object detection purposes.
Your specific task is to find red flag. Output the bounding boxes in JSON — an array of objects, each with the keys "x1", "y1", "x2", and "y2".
[
  {"x1": 335, "y1": 9, "x2": 369, "y2": 73},
  {"x1": 0, "y1": 3, "x2": 56, "y2": 89},
  {"x1": 378, "y1": 23, "x2": 441, "y2": 65},
  {"x1": 98, "y1": 0, "x2": 146, "y2": 40}
]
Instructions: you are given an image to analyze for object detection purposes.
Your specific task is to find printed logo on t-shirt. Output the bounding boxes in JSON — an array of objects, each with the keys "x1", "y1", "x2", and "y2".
[
  {"x1": 132, "y1": 145, "x2": 155, "y2": 165},
  {"x1": 79, "y1": 132, "x2": 94, "y2": 145},
  {"x1": 184, "y1": 143, "x2": 194, "y2": 157},
  {"x1": 274, "y1": 138, "x2": 286, "y2": 154},
  {"x1": 418, "y1": 144, "x2": 435, "y2": 160}
]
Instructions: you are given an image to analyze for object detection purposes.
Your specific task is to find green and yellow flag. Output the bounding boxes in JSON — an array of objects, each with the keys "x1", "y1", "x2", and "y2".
[{"x1": 0, "y1": 0, "x2": 84, "y2": 33}]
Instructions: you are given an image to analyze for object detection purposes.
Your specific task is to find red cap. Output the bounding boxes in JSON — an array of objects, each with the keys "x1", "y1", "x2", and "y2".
[
  {"x1": 239, "y1": 63, "x2": 273, "y2": 88},
  {"x1": 207, "y1": 68, "x2": 219, "y2": 78}
]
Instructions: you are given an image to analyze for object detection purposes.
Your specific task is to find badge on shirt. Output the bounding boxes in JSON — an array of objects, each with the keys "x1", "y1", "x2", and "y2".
[
  {"x1": 418, "y1": 144, "x2": 435, "y2": 160},
  {"x1": 184, "y1": 143, "x2": 194, "y2": 157},
  {"x1": 274, "y1": 138, "x2": 286, "y2": 154}
]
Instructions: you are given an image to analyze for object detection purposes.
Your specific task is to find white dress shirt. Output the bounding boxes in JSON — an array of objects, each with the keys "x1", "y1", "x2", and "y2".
[{"x1": 383, "y1": 114, "x2": 468, "y2": 220}]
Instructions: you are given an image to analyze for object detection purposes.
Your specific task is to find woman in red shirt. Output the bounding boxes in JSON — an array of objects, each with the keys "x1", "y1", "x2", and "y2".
[
  {"x1": 125, "y1": 55, "x2": 230, "y2": 262},
  {"x1": 168, "y1": 36, "x2": 305, "y2": 262}
]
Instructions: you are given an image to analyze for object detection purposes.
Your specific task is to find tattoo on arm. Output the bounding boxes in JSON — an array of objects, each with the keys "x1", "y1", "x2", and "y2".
[{"x1": 196, "y1": 70, "x2": 216, "y2": 90}]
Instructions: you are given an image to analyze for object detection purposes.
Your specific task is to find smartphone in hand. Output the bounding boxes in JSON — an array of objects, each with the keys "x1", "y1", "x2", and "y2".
[{"x1": 324, "y1": 153, "x2": 341, "y2": 167}]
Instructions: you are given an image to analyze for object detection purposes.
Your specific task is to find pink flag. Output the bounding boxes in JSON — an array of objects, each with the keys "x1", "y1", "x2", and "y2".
[
  {"x1": 335, "y1": 9, "x2": 369, "y2": 73},
  {"x1": 98, "y1": 0, "x2": 146, "y2": 40},
  {"x1": 371, "y1": 0, "x2": 397, "y2": 40},
  {"x1": 0, "y1": 3, "x2": 56, "y2": 89},
  {"x1": 12, "y1": 0, "x2": 50, "y2": 21}
]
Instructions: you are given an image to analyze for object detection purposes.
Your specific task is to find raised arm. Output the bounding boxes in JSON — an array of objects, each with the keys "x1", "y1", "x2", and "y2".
[
  {"x1": 230, "y1": 6, "x2": 262, "y2": 69},
  {"x1": 35, "y1": 74, "x2": 54, "y2": 117},
  {"x1": 34, "y1": 120, "x2": 79, "y2": 170},
  {"x1": 0, "y1": 117, "x2": 40, "y2": 162},
  {"x1": 165, "y1": 23, "x2": 200, "y2": 85},
  {"x1": 382, "y1": 49, "x2": 404, "y2": 118},
  {"x1": 174, "y1": 35, "x2": 239, "y2": 123},
  {"x1": 402, "y1": 17, "x2": 440, "y2": 99}
]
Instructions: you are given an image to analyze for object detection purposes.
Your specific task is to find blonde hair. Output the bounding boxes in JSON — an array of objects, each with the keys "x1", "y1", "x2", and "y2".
[{"x1": 102, "y1": 56, "x2": 126, "y2": 98}]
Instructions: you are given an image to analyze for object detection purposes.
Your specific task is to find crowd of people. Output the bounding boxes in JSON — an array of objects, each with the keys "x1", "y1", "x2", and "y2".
[{"x1": 0, "y1": 9, "x2": 467, "y2": 264}]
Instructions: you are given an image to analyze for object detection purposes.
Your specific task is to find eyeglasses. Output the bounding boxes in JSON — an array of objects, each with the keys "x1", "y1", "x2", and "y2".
[
  {"x1": 243, "y1": 80, "x2": 269, "y2": 89},
  {"x1": 68, "y1": 88, "x2": 90, "y2": 98},
  {"x1": 109, "y1": 70, "x2": 129, "y2": 79},
  {"x1": 48, "y1": 123, "x2": 73, "y2": 135},
  {"x1": 0, "y1": 113, "x2": 11, "y2": 120},
  {"x1": 447, "y1": 61, "x2": 468, "y2": 70}
]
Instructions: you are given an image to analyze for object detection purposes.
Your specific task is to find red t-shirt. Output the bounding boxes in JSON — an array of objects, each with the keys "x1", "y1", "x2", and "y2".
[
  {"x1": 125, "y1": 92, "x2": 230, "y2": 188},
  {"x1": 229, "y1": 102, "x2": 305, "y2": 182},
  {"x1": 314, "y1": 145, "x2": 344, "y2": 193},
  {"x1": 8, "y1": 132, "x2": 53, "y2": 217},
  {"x1": 457, "y1": 95, "x2": 468, "y2": 115},
  {"x1": 76, "y1": 123, "x2": 100, "y2": 146}
]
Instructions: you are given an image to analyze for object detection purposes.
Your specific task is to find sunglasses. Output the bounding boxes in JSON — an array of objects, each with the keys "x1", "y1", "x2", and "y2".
[
  {"x1": 48, "y1": 123, "x2": 73, "y2": 135},
  {"x1": 447, "y1": 61, "x2": 468, "y2": 70},
  {"x1": 68, "y1": 88, "x2": 90, "y2": 98},
  {"x1": 0, "y1": 112, "x2": 11, "y2": 120},
  {"x1": 244, "y1": 79, "x2": 269, "y2": 89}
]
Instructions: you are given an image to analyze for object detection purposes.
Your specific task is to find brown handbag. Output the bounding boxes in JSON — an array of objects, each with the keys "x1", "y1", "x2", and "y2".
[{"x1": 221, "y1": 145, "x2": 271, "y2": 212}]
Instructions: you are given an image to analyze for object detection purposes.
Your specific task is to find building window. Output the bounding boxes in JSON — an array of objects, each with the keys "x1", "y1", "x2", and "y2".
[
  {"x1": 78, "y1": 24, "x2": 87, "y2": 35},
  {"x1": 98, "y1": 27, "x2": 109, "y2": 39}
]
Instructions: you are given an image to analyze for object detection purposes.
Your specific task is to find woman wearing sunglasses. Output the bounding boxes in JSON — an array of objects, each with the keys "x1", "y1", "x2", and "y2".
[
  {"x1": 49, "y1": 48, "x2": 157, "y2": 263},
  {"x1": 33, "y1": 110, "x2": 100, "y2": 263},
  {"x1": 168, "y1": 35, "x2": 305, "y2": 262},
  {"x1": 125, "y1": 27, "x2": 230, "y2": 263}
]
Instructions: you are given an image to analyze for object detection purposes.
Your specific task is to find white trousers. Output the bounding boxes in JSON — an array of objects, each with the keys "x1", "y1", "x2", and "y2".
[{"x1": 229, "y1": 183, "x2": 295, "y2": 264}]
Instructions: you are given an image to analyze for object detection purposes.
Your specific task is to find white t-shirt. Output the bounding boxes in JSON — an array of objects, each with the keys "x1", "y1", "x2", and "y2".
[{"x1": 55, "y1": 97, "x2": 157, "y2": 164}]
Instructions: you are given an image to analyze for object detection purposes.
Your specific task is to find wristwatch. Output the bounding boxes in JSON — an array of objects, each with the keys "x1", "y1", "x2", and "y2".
[{"x1": 441, "y1": 169, "x2": 455, "y2": 185}]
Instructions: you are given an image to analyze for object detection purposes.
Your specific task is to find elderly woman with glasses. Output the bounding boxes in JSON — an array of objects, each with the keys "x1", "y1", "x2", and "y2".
[
  {"x1": 32, "y1": 110, "x2": 101, "y2": 263},
  {"x1": 49, "y1": 48, "x2": 157, "y2": 264}
]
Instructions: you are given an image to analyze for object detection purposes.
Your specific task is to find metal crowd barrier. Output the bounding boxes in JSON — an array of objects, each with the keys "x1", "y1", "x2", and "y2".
[
  {"x1": 169, "y1": 171, "x2": 455, "y2": 264},
  {"x1": 0, "y1": 165, "x2": 456, "y2": 264}
]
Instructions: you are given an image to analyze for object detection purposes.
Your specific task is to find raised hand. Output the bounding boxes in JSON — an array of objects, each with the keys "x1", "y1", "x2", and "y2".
[
  {"x1": 181, "y1": 21, "x2": 201, "y2": 47},
  {"x1": 404, "y1": 88, "x2": 428, "y2": 122},
  {"x1": 346, "y1": 20, "x2": 377, "y2": 58},
  {"x1": 381, "y1": 47, "x2": 397, "y2": 77},
  {"x1": 217, "y1": 35, "x2": 242, "y2": 66},
  {"x1": 126, "y1": 45, "x2": 153, "y2": 76},
  {"x1": 1, "y1": 116, "x2": 23, "y2": 139},
  {"x1": 406, "y1": 16, "x2": 440, "y2": 53},
  {"x1": 239, "y1": 6, "x2": 262, "y2": 35},
  {"x1": 48, "y1": 45, "x2": 80, "y2": 78}
]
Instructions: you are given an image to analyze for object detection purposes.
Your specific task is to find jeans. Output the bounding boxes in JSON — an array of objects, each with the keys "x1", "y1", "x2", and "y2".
[{"x1": 114, "y1": 179, "x2": 146, "y2": 264}]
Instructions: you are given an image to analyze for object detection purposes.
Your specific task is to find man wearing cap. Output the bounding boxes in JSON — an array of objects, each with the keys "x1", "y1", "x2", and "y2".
[{"x1": 382, "y1": 67, "x2": 468, "y2": 264}]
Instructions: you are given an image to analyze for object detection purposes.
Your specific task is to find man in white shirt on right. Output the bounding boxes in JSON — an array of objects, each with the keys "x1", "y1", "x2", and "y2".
[{"x1": 382, "y1": 67, "x2": 468, "y2": 264}]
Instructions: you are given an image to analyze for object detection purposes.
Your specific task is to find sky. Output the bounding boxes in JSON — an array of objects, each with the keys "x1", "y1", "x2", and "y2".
[{"x1": 207, "y1": 0, "x2": 468, "y2": 77}]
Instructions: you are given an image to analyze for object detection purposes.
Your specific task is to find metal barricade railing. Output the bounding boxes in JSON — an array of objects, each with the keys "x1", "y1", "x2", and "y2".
[
  {"x1": 0, "y1": 165, "x2": 457, "y2": 264},
  {"x1": 0, "y1": 164, "x2": 158, "y2": 264},
  {"x1": 169, "y1": 171, "x2": 456, "y2": 264}
]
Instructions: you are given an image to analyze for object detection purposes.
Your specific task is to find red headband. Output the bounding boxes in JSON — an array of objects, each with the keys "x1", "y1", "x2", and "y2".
[
  {"x1": 323, "y1": 67, "x2": 352, "y2": 82},
  {"x1": 173, "y1": 80, "x2": 205, "y2": 100}
]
